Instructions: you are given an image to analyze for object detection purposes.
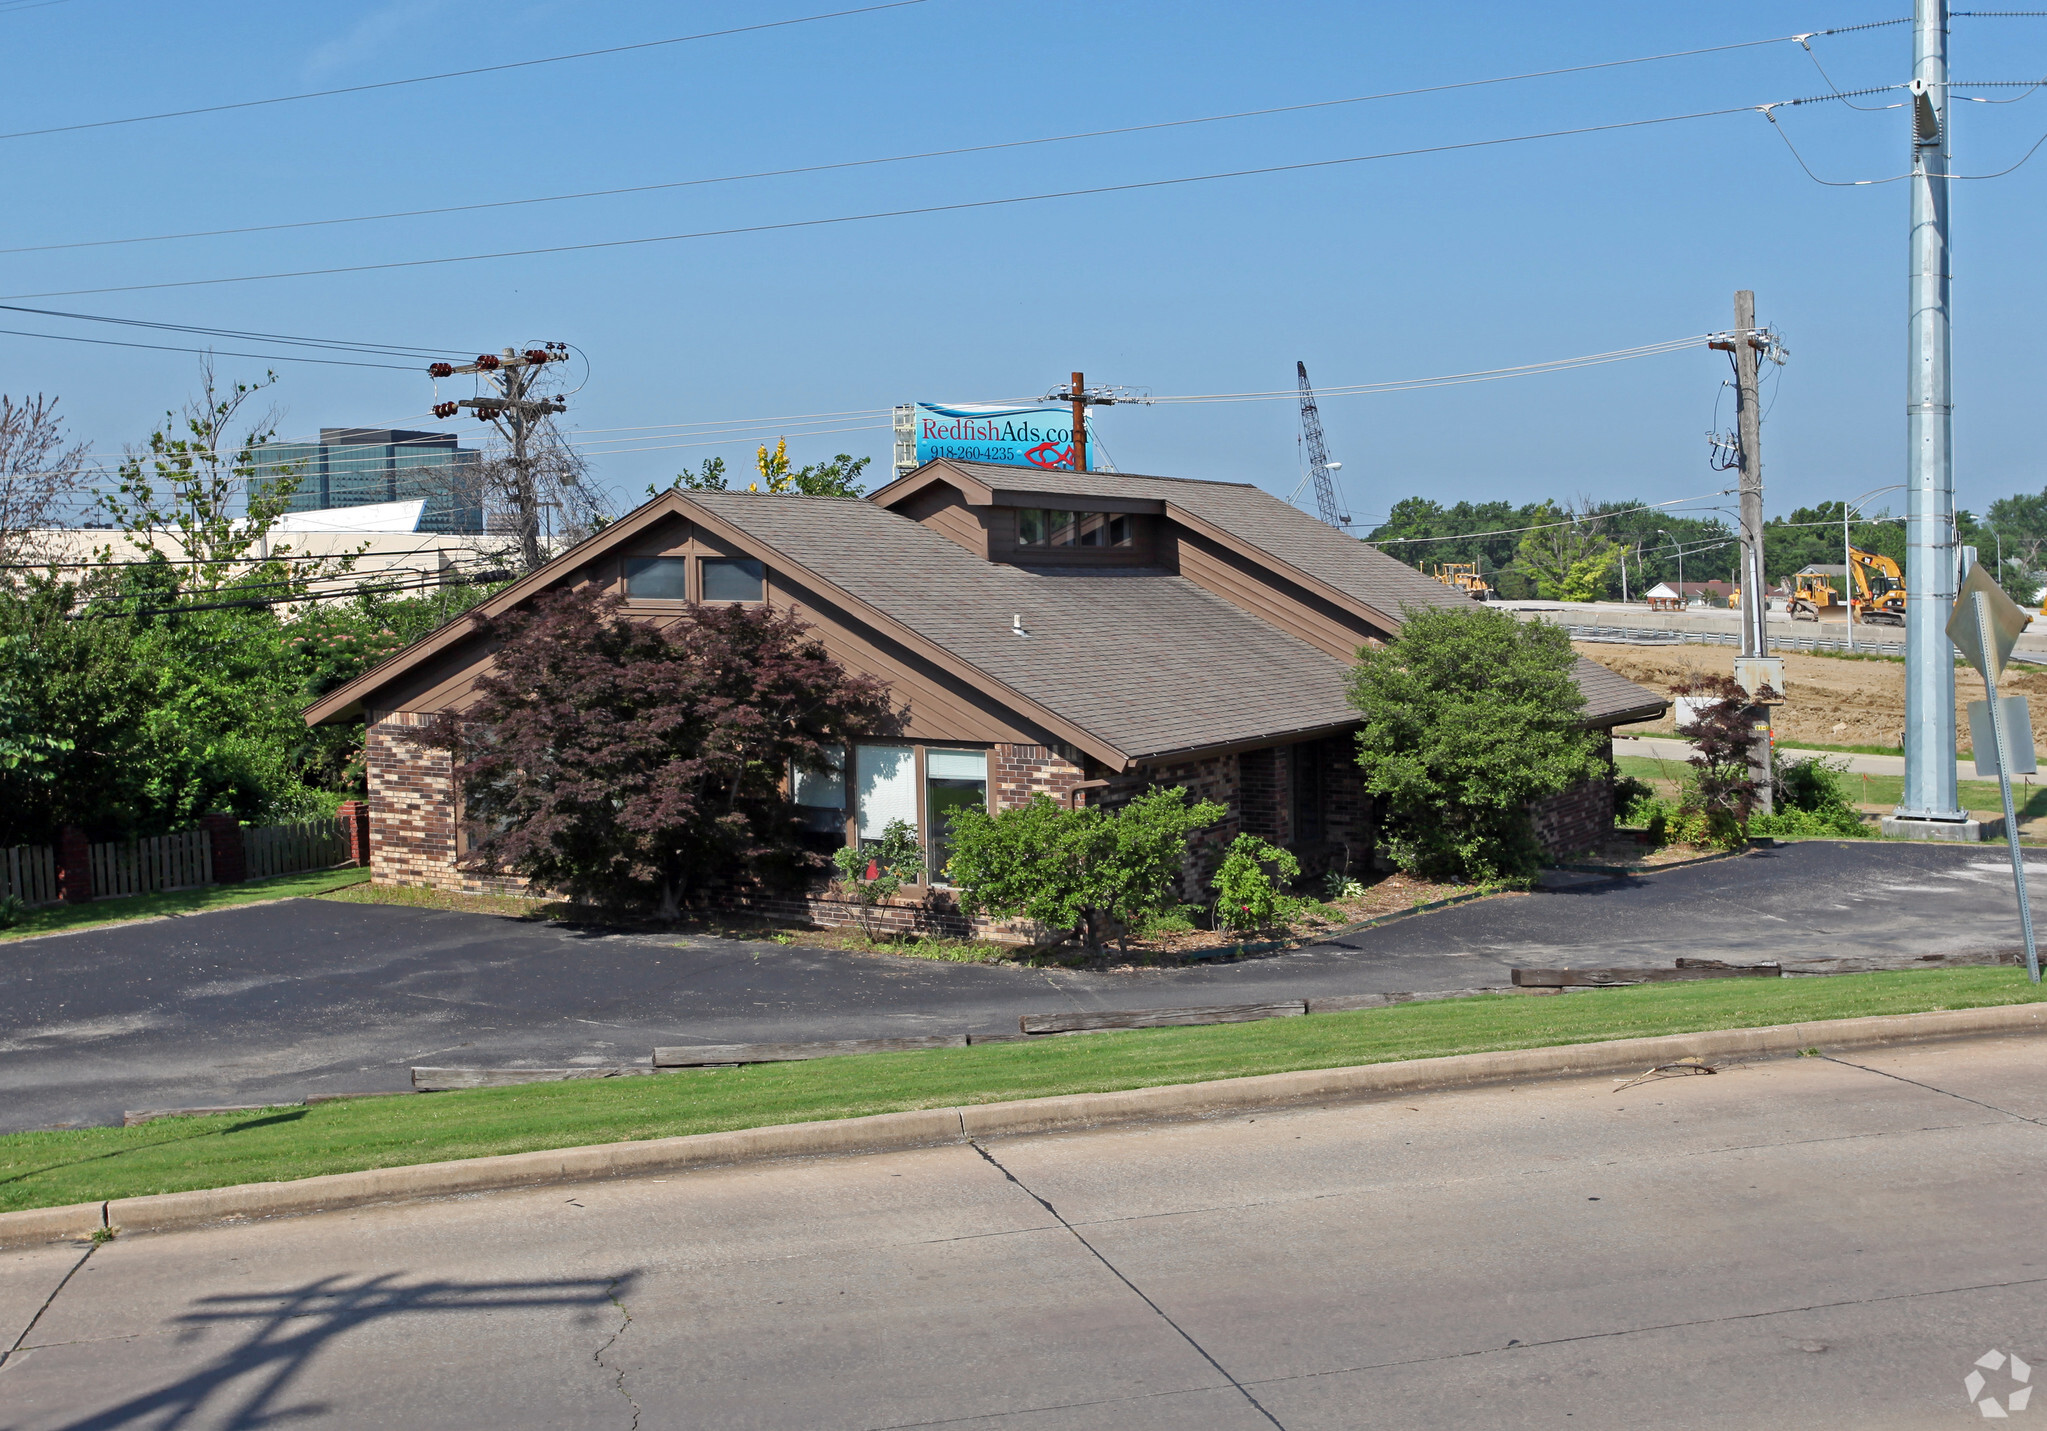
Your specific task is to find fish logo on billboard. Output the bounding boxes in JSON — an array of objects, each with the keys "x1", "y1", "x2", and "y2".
[{"x1": 911, "y1": 403, "x2": 1095, "y2": 472}]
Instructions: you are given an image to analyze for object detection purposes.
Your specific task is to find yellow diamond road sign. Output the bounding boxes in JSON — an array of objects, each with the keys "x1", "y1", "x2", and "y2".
[{"x1": 1947, "y1": 560, "x2": 2032, "y2": 681}]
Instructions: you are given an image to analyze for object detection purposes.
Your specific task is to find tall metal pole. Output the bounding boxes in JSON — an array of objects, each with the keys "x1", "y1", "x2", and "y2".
[
  {"x1": 1733, "y1": 291, "x2": 1768, "y2": 660},
  {"x1": 1069, "y1": 370, "x2": 1087, "y2": 474},
  {"x1": 1845, "y1": 503, "x2": 1856, "y2": 652},
  {"x1": 1900, "y1": 0, "x2": 1964, "y2": 822}
]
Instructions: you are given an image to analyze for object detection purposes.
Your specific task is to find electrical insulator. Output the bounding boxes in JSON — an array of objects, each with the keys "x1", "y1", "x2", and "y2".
[
  {"x1": 523, "y1": 348, "x2": 550, "y2": 365},
  {"x1": 475, "y1": 353, "x2": 500, "y2": 370},
  {"x1": 427, "y1": 362, "x2": 453, "y2": 378},
  {"x1": 432, "y1": 401, "x2": 459, "y2": 419}
]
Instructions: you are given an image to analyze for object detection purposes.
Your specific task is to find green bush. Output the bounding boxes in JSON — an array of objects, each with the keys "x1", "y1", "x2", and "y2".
[
  {"x1": 945, "y1": 786, "x2": 1224, "y2": 955},
  {"x1": 831, "y1": 819, "x2": 922, "y2": 937},
  {"x1": 1212, "y1": 834, "x2": 1302, "y2": 932},
  {"x1": 1751, "y1": 755, "x2": 1866, "y2": 838},
  {"x1": 1349, "y1": 606, "x2": 1607, "y2": 882},
  {"x1": 0, "y1": 894, "x2": 24, "y2": 929}
]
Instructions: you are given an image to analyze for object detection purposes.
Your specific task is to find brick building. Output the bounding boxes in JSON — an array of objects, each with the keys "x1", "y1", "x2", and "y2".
[{"x1": 304, "y1": 461, "x2": 1665, "y2": 930}]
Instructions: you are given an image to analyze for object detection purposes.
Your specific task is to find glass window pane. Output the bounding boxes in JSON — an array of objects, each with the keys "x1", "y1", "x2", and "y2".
[
  {"x1": 1077, "y1": 512, "x2": 1111, "y2": 547},
  {"x1": 1047, "y1": 510, "x2": 1077, "y2": 547},
  {"x1": 625, "y1": 556, "x2": 689, "y2": 600},
  {"x1": 792, "y1": 745, "x2": 846, "y2": 836},
  {"x1": 1108, "y1": 514, "x2": 1131, "y2": 547},
  {"x1": 924, "y1": 749, "x2": 986, "y2": 884},
  {"x1": 855, "y1": 745, "x2": 917, "y2": 843},
  {"x1": 702, "y1": 556, "x2": 764, "y2": 601},
  {"x1": 1017, "y1": 509, "x2": 1046, "y2": 546}
]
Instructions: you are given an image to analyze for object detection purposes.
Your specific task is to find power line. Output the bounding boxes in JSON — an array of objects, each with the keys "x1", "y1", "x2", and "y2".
[
  {"x1": 0, "y1": 1, "x2": 934, "y2": 142},
  {"x1": 0, "y1": 303, "x2": 466, "y2": 357},
  {"x1": 0, "y1": 102, "x2": 1803, "y2": 301},
  {"x1": 1364, "y1": 491, "x2": 1739, "y2": 547},
  {"x1": 0, "y1": 28, "x2": 1863, "y2": 258},
  {"x1": 1149, "y1": 337, "x2": 1710, "y2": 404},
  {"x1": 0, "y1": 325, "x2": 430, "y2": 370}
]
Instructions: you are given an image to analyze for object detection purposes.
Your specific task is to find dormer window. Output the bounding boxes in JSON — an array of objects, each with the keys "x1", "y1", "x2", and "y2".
[{"x1": 1016, "y1": 509, "x2": 1131, "y2": 549}]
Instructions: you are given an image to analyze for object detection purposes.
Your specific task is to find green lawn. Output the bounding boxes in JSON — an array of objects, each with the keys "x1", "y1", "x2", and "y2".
[
  {"x1": 1, "y1": 867, "x2": 373, "y2": 943},
  {"x1": 1615, "y1": 754, "x2": 2047, "y2": 825},
  {"x1": 2, "y1": 966, "x2": 2039, "y2": 1214}
]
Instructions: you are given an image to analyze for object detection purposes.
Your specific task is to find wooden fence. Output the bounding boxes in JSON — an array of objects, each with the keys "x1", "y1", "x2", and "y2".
[
  {"x1": 244, "y1": 817, "x2": 350, "y2": 880},
  {"x1": 89, "y1": 829, "x2": 212, "y2": 900},
  {"x1": 1, "y1": 844, "x2": 58, "y2": 907}
]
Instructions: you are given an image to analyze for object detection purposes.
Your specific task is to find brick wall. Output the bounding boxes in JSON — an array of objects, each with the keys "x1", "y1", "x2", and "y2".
[
  {"x1": 992, "y1": 743, "x2": 1086, "y2": 809},
  {"x1": 365, "y1": 711, "x2": 463, "y2": 891},
  {"x1": 1527, "y1": 737, "x2": 1617, "y2": 858},
  {"x1": 1100, "y1": 750, "x2": 1240, "y2": 901}
]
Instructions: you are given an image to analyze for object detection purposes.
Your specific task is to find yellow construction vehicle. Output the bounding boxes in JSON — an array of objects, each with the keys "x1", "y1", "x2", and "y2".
[
  {"x1": 1432, "y1": 561, "x2": 1493, "y2": 601},
  {"x1": 1847, "y1": 546, "x2": 1906, "y2": 625},
  {"x1": 1784, "y1": 565, "x2": 1848, "y2": 621}
]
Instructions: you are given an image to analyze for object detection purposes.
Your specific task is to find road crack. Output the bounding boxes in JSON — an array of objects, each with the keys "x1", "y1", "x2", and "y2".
[
  {"x1": 1820, "y1": 1054, "x2": 2047, "y2": 1127},
  {"x1": 0, "y1": 1238, "x2": 98, "y2": 1372},
  {"x1": 969, "y1": 1141, "x2": 1285, "y2": 1430},
  {"x1": 595, "y1": 1274, "x2": 641, "y2": 1430}
]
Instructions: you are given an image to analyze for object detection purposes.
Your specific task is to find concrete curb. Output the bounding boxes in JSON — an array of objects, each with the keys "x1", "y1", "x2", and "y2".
[{"x1": 4, "y1": 1001, "x2": 2041, "y2": 1249}]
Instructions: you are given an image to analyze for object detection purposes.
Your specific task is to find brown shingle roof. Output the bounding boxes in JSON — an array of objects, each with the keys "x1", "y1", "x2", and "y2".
[
  {"x1": 921, "y1": 463, "x2": 1664, "y2": 725},
  {"x1": 688, "y1": 492, "x2": 1359, "y2": 762}
]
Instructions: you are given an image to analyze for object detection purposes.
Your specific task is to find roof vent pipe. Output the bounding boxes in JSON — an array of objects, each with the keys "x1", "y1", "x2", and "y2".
[{"x1": 1012, "y1": 613, "x2": 1030, "y2": 638}]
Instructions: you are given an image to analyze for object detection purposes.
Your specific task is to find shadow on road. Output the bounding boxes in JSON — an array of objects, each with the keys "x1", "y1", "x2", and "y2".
[{"x1": 38, "y1": 1269, "x2": 636, "y2": 1430}]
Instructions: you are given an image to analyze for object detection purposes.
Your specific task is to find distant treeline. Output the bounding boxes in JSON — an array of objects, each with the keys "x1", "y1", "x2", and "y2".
[{"x1": 1365, "y1": 490, "x2": 2044, "y2": 603}]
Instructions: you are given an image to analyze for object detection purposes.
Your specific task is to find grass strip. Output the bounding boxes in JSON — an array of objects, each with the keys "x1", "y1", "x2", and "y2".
[
  {"x1": 1, "y1": 867, "x2": 372, "y2": 943},
  {"x1": 2, "y1": 967, "x2": 2040, "y2": 1214}
]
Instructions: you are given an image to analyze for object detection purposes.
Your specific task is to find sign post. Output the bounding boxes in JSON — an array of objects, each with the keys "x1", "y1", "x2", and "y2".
[{"x1": 1947, "y1": 561, "x2": 2041, "y2": 982}]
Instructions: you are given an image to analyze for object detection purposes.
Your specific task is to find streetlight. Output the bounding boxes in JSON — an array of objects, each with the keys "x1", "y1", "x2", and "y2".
[
  {"x1": 1656, "y1": 529, "x2": 1682, "y2": 606},
  {"x1": 1843, "y1": 483, "x2": 1906, "y2": 653}
]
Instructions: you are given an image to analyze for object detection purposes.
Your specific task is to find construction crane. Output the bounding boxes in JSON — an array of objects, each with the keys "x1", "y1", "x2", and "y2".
[{"x1": 1295, "y1": 361, "x2": 1350, "y2": 531}]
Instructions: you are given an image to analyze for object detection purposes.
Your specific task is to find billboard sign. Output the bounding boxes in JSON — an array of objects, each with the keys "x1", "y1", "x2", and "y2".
[{"x1": 908, "y1": 403, "x2": 1095, "y2": 473}]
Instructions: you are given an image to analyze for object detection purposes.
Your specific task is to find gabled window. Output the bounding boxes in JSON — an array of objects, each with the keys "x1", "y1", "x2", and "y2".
[
  {"x1": 1016, "y1": 509, "x2": 1131, "y2": 549},
  {"x1": 624, "y1": 556, "x2": 689, "y2": 600},
  {"x1": 701, "y1": 556, "x2": 765, "y2": 602}
]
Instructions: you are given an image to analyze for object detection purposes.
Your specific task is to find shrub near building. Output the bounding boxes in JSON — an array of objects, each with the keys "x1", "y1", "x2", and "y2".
[{"x1": 1349, "y1": 605, "x2": 1607, "y2": 883}]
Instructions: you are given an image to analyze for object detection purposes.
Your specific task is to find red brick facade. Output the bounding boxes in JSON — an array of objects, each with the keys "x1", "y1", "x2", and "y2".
[{"x1": 992, "y1": 743, "x2": 1087, "y2": 809}]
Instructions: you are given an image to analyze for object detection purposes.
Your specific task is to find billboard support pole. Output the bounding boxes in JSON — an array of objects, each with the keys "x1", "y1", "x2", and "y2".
[{"x1": 1069, "y1": 371, "x2": 1087, "y2": 473}]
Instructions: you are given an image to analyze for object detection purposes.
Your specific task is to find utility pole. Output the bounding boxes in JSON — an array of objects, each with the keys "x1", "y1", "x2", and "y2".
[
  {"x1": 1711, "y1": 292, "x2": 1786, "y2": 811},
  {"x1": 1041, "y1": 374, "x2": 1150, "y2": 472},
  {"x1": 1732, "y1": 291, "x2": 1768, "y2": 662},
  {"x1": 1069, "y1": 370, "x2": 1087, "y2": 473},
  {"x1": 430, "y1": 344, "x2": 569, "y2": 571},
  {"x1": 1894, "y1": 0, "x2": 1967, "y2": 832}
]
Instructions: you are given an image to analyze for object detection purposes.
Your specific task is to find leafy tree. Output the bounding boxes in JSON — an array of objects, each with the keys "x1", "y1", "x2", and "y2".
[
  {"x1": 419, "y1": 584, "x2": 895, "y2": 919},
  {"x1": 1211, "y1": 834, "x2": 1301, "y2": 931},
  {"x1": 1512, "y1": 502, "x2": 1620, "y2": 601},
  {"x1": 649, "y1": 443, "x2": 869, "y2": 500},
  {"x1": 1669, "y1": 673, "x2": 1761, "y2": 848},
  {"x1": 653, "y1": 457, "x2": 730, "y2": 495},
  {"x1": 1349, "y1": 605, "x2": 1606, "y2": 881},
  {"x1": 830, "y1": 818, "x2": 921, "y2": 938},
  {"x1": 944, "y1": 786, "x2": 1223, "y2": 955}
]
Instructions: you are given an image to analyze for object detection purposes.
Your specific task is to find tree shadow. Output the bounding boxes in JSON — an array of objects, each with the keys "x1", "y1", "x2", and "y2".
[{"x1": 35, "y1": 1267, "x2": 636, "y2": 1430}]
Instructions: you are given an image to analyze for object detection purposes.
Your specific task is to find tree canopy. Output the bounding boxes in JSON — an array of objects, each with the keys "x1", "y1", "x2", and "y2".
[{"x1": 420, "y1": 584, "x2": 895, "y2": 918}]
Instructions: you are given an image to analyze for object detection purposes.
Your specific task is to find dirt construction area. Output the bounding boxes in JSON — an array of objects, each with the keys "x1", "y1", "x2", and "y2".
[{"x1": 1576, "y1": 642, "x2": 2047, "y2": 752}]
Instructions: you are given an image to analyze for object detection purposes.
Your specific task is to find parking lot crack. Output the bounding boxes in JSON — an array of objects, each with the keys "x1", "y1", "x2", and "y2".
[
  {"x1": 970, "y1": 1141, "x2": 1285, "y2": 1430},
  {"x1": 595, "y1": 1274, "x2": 640, "y2": 1430}
]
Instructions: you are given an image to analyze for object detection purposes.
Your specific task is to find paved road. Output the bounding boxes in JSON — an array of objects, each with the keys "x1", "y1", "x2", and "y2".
[
  {"x1": 4, "y1": 1034, "x2": 2041, "y2": 1429},
  {"x1": 1, "y1": 841, "x2": 2037, "y2": 1132}
]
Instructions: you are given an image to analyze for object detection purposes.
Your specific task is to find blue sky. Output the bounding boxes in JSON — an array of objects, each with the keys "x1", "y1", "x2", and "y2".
[{"x1": 5, "y1": 0, "x2": 2046, "y2": 528}]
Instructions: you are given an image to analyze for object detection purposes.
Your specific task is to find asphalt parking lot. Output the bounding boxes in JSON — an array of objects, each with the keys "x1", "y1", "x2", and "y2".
[{"x1": 0, "y1": 840, "x2": 2036, "y2": 1131}]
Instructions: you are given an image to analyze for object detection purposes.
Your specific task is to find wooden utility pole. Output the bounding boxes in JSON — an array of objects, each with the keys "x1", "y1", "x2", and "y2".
[
  {"x1": 429, "y1": 345, "x2": 568, "y2": 571},
  {"x1": 1713, "y1": 291, "x2": 1783, "y2": 813},
  {"x1": 1069, "y1": 370, "x2": 1087, "y2": 473}
]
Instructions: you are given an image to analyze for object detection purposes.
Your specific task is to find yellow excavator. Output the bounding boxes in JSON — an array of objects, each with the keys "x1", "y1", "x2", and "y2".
[
  {"x1": 1783, "y1": 549, "x2": 1905, "y2": 624},
  {"x1": 1432, "y1": 561, "x2": 1493, "y2": 601}
]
